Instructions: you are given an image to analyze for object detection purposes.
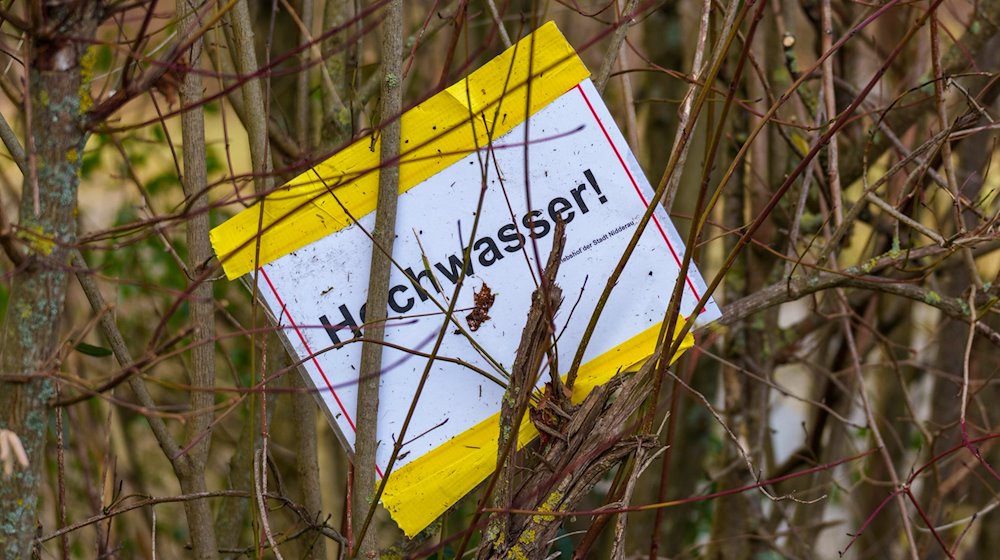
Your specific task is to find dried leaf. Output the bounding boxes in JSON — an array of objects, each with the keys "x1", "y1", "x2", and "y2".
[{"x1": 466, "y1": 283, "x2": 496, "y2": 331}]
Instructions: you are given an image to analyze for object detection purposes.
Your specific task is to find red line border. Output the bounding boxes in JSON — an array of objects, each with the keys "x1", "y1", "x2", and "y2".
[
  {"x1": 259, "y1": 267, "x2": 385, "y2": 478},
  {"x1": 258, "y1": 83, "x2": 702, "y2": 482},
  {"x1": 575, "y1": 83, "x2": 702, "y2": 302}
]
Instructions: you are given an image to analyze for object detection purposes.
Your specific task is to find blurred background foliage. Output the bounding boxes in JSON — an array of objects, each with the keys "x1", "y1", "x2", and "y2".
[{"x1": 0, "y1": 1, "x2": 998, "y2": 559}]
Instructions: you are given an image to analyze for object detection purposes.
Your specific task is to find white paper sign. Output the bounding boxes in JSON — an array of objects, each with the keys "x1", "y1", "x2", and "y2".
[{"x1": 254, "y1": 79, "x2": 720, "y2": 476}]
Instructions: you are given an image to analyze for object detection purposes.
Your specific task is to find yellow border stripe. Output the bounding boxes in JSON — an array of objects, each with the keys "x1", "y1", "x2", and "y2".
[
  {"x1": 381, "y1": 321, "x2": 694, "y2": 537},
  {"x1": 210, "y1": 22, "x2": 590, "y2": 279}
]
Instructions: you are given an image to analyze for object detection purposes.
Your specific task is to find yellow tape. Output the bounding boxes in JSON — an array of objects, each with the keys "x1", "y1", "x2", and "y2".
[
  {"x1": 381, "y1": 321, "x2": 694, "y2": 537},
  {"x1": 209, "y1": 21, "x2": 590, "y2": 279}
]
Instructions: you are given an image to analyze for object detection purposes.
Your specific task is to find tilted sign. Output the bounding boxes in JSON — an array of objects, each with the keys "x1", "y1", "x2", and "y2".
[{"x1": 210, "y1": 22, "x2": 720, "y2": 537}]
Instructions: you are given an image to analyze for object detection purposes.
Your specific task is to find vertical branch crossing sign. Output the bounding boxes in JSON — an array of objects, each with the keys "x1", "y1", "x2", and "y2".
[{"x1": 210, "y1": 22, "x2": 720, "y2": 537}]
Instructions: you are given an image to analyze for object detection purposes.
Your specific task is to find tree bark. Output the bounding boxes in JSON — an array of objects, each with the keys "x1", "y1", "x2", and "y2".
[
  {"x1": 0, "y1": 3, "x2": 98, "y2": 557},
  {"x1": 178, "y1": 0, "x2": 219, "y2": 555},
  {"x1": 353, "y1": 2, "x2": 403, "y2": 557}
]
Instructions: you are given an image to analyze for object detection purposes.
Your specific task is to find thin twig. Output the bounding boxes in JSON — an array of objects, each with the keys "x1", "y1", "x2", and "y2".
[
  {"x1": 864, "y1": 190, "x2": 948, "y2": 246},
  {"x1": 0, "y1": 108, "x2": 25, "y2": 172},
  {"x1": 929, "y1": 4, "x2": 984, "y2": 290},
  {"x1": 820, "y1": 0, "x2": 843, "y2": 226},
  {"x1": 661, "y1": 0, "x2": 720, "y2": 212},
  {"x1": 352, "y1": 1, "x2": 403, "y2": 557},
  {"x1": 484, "y1": 0, "x2": 511, "y2": 48},
  {"x1": 961, "y1": 285, "x2": 977, "y2": 428},
  {"x1": 254, "y1": 445, "x2": 284, "y2": 559},
  {"x1": 71, "y1": 251, "x2": 183, "y2": 460},
  {"x1": 594, "y1": 0, "x2": 639, "y2": 94},
  {"x1": 840, "y1": 300, "x2": 920, "y2": 559}
]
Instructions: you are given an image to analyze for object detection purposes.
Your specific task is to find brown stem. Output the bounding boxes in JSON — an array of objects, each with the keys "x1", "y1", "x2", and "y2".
[
  {"x1": 178, "y1": 1, "x2": 219, "y2": 555},
  {"x1": 352, "y1": 1, "x2": 403, "y2": 557}
]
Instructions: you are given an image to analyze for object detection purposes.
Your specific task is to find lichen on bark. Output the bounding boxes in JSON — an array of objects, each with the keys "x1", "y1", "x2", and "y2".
[{"x1": 0, "y1": 3, "x2": 99, "y2": 558}]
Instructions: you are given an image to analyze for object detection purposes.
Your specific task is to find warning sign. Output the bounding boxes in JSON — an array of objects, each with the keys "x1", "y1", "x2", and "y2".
[{"x1": 210, "y1": 22, "x2": 719, "y2": 537}]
